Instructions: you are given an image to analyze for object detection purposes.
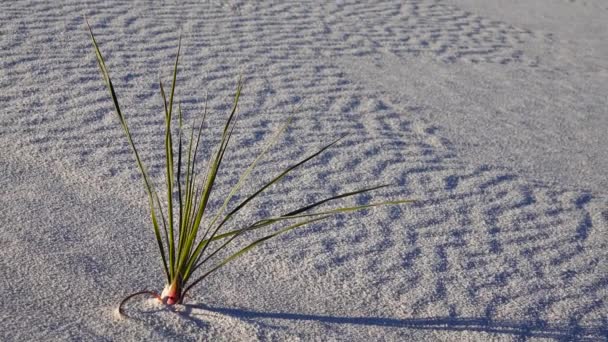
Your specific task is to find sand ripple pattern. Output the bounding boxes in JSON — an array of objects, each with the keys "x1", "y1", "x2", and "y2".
[{"x1": 1, "y1": 0, "x2": 606, "y2": 340}]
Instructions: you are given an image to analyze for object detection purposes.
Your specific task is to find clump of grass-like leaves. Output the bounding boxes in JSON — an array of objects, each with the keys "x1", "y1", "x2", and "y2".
[{"x1": 87, "y1": 22, "x2": 412, "y2": 317}]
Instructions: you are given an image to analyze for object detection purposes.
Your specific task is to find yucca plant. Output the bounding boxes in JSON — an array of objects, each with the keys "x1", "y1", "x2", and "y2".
[{"x1": 87, "y1": 22, "x2": 412, "y2": 317}]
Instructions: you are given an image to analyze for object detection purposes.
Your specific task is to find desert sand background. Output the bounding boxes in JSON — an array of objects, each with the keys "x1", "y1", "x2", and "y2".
[{"x1": 1, "y1": 0, "x2": 607, "y2": 340}]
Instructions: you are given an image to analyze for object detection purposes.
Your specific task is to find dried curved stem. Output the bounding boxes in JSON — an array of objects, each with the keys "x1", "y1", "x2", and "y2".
[{"x1": 117, "y1": 290, "x2": 162, "y2": 317}]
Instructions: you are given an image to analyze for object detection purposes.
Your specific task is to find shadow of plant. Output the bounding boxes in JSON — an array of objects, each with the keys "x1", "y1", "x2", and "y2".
[{"x1": 182, "y1": 304, "x2": 607, "y2": 341}]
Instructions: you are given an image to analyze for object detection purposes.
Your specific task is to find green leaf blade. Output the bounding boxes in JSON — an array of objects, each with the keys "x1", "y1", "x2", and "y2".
[{"x1": 87, "y1": 21, "x2": 170, "y2": 282}]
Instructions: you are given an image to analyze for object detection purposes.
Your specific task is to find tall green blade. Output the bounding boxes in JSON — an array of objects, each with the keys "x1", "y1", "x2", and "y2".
[
  {"x1": 176, "y1": 104, "x2": 185, "y2": 264},
  {"x1": 159, "y1": 38, "x2": 181, "y2": 281},
  {"x1": 160, "y1": 79, "x2": 176, "y2": 279},
  {"x1": 87, "y1": 21, "x2": 169, "y2": 280}
]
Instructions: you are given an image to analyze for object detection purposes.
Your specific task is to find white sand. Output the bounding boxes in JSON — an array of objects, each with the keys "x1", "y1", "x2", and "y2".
[{"x1": 1, "y1": 0, "x2": 607, "y2": 340}]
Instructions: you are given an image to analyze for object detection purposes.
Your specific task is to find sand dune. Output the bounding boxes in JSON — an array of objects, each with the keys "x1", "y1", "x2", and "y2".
[{"x1": 1, "y1": 1, "x2": 606, "y2": 340}]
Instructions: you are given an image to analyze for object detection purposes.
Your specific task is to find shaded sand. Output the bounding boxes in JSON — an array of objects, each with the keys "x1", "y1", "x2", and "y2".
[{"x1": 1, "y1": 0, "x2": 607, "y2": 341}]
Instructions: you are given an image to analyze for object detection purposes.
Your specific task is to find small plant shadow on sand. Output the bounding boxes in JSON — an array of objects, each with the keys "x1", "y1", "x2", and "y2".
[{"x1": 174, "y1": 303, "x2": 606, "y2": 341}]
